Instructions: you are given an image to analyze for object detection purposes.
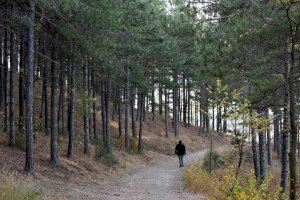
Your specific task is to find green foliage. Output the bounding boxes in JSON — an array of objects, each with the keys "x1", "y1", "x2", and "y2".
[
  {"x1": 129, "y1": 137, "x2": 138, "y2": 154},
  {"x1": 202, "y1": 150, "x2": 225, "y2": 172},
  {"x1": 117, "y1": 135, "x2": 125, "y2": 150},
  {"x1": 94, "y1": 141, "x2": 118, "y2": 167},
  {"x1": 185, "y1": 165, "x2": 286, "y2": 200}
]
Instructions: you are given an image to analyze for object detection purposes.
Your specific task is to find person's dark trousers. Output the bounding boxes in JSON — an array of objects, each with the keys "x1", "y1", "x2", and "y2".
[{"x1": 178, "y1": 155, "x2": 184, "y2": 167}]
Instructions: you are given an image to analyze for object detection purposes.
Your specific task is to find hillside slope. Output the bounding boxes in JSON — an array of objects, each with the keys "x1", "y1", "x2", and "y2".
[{"x1": 0, "y1": 110, "x2": 227, "y2": 199}]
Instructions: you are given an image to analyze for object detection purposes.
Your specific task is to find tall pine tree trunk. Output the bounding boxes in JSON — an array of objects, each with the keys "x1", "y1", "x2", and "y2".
[
  {"x1": 173, "y1": 74, "x2": 179, "y2": 136},
  {"x1": 4, "y1": 24, "x2": 9, "y2": 133},
  {"x1": 281, "y1": 85, "x2": 289, "y2": 192},
  {"x1": 158, "y1": 83, "x2": 163, "y2": 115},
  {"x1": 19, "y1": 32, "x2": 25, "y2": 132},
  {"x1": 130, "y1": 88, "x2": 136, "y2": 138},
  {"x1": 273, "y1": 107, "x2": 280, "y2": 153},
  {"x1": 223, "y1": 106, "x2": 227, "y2": 133},
  {"x1": 104, "y1": 79, "x2": 111, "y2": 153},
  {"x1": 266, "y1": 111, "x2": 271, "y2": 166},
  {"x1": 187, "y1": 79, "x2": 191, "y2": 126},
  {"x1": 288, "y1": 26, "x2": 298, "y2": 200},
  {"x1": 183, "y1": 76, "x2": 186, "y2": 126},
  {"x1": 258, "y1": 111, "x2": 267, "y2": 183},
  {"x1": 58, "y1": 64, "x2": 65, "y2": 134},
  {"x1": 164, "y1": 88, "x2": 169, "y2": 137},
  {"x1": 151, "y1": 85, "x2": 155, "y2": 121},
  {"x1": 117, "y1": 84, "x2": 122, "y2": 138},
  {"x1": 41, "y1": 33, "x2": 49, "y2": 135},
  {"x1": 251, "y1": 127, "x2": 260, "y2": 180},
  {"x1": 124, "y1": 66, "x2": 130, "y2": 150},
  {"x1": 25, "y1": 0, "x2": 35, "y2": 173},
  {"x1": 138, "y1": 92, "x2": 144, "y2": 153},
  {"x1": 0, "y1": 28, "x2": 3, "y2": 111},
  {"x1": 101, "y1": 81, "x2": 106, "y2": 144},
  {"x1": 9, "y1": 29, "x2": 16, "y2": 146},
  {"x1": 50, "y1": 33, "x2": 58, "y2": 166},
  {"x1": 92, "y1": 70, "x2": 98, "y2": 142},
  {"x1": 83, "y1": 64, "x2": 90, "y2": 154},
  {"x1": 217, "y1": 105, "x2": 221, "y2": 133},
  {"x1": 67, "y1": 63, "x2": 75, "y2": 158}
]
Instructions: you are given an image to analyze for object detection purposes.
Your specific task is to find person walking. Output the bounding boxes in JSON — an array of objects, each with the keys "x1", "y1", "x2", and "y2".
[{"x1": 175, "y1": 140, "x2": 186, "y2": 167}]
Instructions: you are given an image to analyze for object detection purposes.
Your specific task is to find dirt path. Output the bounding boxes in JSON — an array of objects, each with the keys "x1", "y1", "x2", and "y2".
[{"x1": 103, "y1": 150, "x2": 207, "y2": 200}]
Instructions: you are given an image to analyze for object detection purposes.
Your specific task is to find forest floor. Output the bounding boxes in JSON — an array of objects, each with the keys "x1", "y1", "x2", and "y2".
[{"x1": 0, "y1": 111, "x2": 228, "y2": 199}]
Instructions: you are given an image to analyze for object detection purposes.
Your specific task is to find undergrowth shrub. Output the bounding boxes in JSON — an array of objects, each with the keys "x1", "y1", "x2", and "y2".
[
  {"x1": 94, "y1": 141, "x2": 118, "y2": 167},
  {"x1": 118, "y1": 135, "x2": 125, "y2": 149},
  {"x1": 185, "y1": 165, "x2": 286, "y2": 200},
  {"x1": 34, "y1": 117, "x2": 44, "y2": 133},
  {"x1": 0, "y1": 169, "x2": 41, "y2": 200},
  {"x1": 185, "y1": 165, "x2": 218, "y2": 197},
  {"x1": 15, "y1": 134, "x2": 26, "y2": 151},
  {"x1": 202, "y1": 150, "x2": 225, "y2": 172},
  {"x1": 130, "y1": 137, "x2": 137, "y2": 153}
]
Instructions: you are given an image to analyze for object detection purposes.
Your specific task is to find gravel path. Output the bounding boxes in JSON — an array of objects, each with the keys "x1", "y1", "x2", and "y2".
[{"x1": 105, "y1": 150, "x2": 207, "y2": 200}]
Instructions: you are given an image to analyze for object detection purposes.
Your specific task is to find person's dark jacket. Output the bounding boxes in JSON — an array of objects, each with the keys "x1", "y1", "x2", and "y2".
[{"x1": 175, "y1": 143, "x2": 186, "y2": 156}]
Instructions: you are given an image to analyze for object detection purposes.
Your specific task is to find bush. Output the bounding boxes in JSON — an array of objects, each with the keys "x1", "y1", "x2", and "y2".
[
  {"x1": 34, "y1": 117, "x2": 44, "y2": 133},
  {"x1": 15, "y1": 134, "x2": 26, "y2": 151},
  {"x1": 184, "y1": 165, "x2": 218, "y2": 197},
  {"x1": 202, "y1": 150, "x2": 225, "y2": 172},
  {"x1": 217, "y1": 167, "x2": 285, "y2": 200},
  {"x1": 94, "y1": 141, "x2": 118, "y2": 167},
  {"x1": 129, "y1": 137, "x2": 137, "y2": 153},
  {"x1": 185, "y1": 165, "x2": 286, "y2": 200},
  {"x1": 118, "y1": 135, "x2": 125, "y2": 149},
  {"x1": 0, "y1": 170, "x2": 41, "y2": 200}
]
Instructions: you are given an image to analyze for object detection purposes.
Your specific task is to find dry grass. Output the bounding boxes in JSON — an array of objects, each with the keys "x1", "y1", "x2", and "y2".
[
  {"x1": 185, "y1": 165, "x2": 218, "y2": 197},
  {"x1": 184, "y1": 148, "x2": 289, "y2": 200},
  {"x1": 0, "y1": 168, "x2": 41, "y2": 200}
]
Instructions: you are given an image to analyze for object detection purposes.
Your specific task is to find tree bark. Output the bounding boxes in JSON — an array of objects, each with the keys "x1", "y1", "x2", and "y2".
[
  {"x1": 158, "y1": 83, "x2": 163, "y2": 115},
  {"x1": 124, "y1": 65, "x2": 130, "y2": 150},
  {"x1": 83, "y1": 64, "x2": 90, "y2": 154},
  {"x1": 287, "y1": 23, "x2": 298, "y2": 200},
  {"x1": 25, "y1": 0, "x2": 35, "y2": 173},
  {"x1": 104, "y1": 78, "x2": 111, "y2": 153},
  {"x1": 173, "y1": 74, "x2": 179, "y2": 136},
  {"x1": 50, "y1": 33, "x2": 58, "y2": 166},
  {"x1": 91, "y1": 70, "x2": 98, "y2": 143},
  {"x1": 164, "y1": 88, "x2": 169, "y2": 137},
  {"x1": 58, "y1": 63, "x2": 65, "y2": 134},
  {"x1": 281, "y1": 88, "x2": 289, "y2": 192},
  {"x1": 187, "y1": 78, "x2": 191, "y2": 126},
  {"x1": 217, "y1": 105, "x2": 221, "y2": 133},
  {"x1": 151, "y1": 85, "x2": 155, "y2": 121},
  {"x1": 183, "y1": 76, "x2": 187, "y2": 126},
  {"x1": 130, "y1": 88, "x2": 136, "y2": 138},
  {"x1": 117, "y1": 83, "x2": 122, "y2": 138},
  {"x1": 223, "y1": 106, "x2": 227, "y2": 133},
  {"x1": 4, "y1": 23, "x2": 9, "y2": 133},
  {"x1": 266, "y1": 111, "x2": 271, "y2": 166},
  {"x1": 251, "y1": 127, "x2": 260, "y2": 180},
  {"x1": 273, "y1": 107, "x2": 280, "y2": 153},
  {"x1": 138, "y1": 92, "x2": 144, "y2": 153},
  {"x1": 101, "y1": 80, "x2": 106, "y2": 143},
  {"x1": 258, "y1": 111, "x2": 267, "y2": 183},
  {"x1": 41, "y1": 33, "x2": 49, "y2": 135},
  {"x1": 9, "y1": 27, "x2": 16, "y2": 146},
  {"x1": 0, "y1": 28, "x2": 3, "y2": 111},
  {"x1": 67, "y1": 63, "x2": 75, "y2": 158}
]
